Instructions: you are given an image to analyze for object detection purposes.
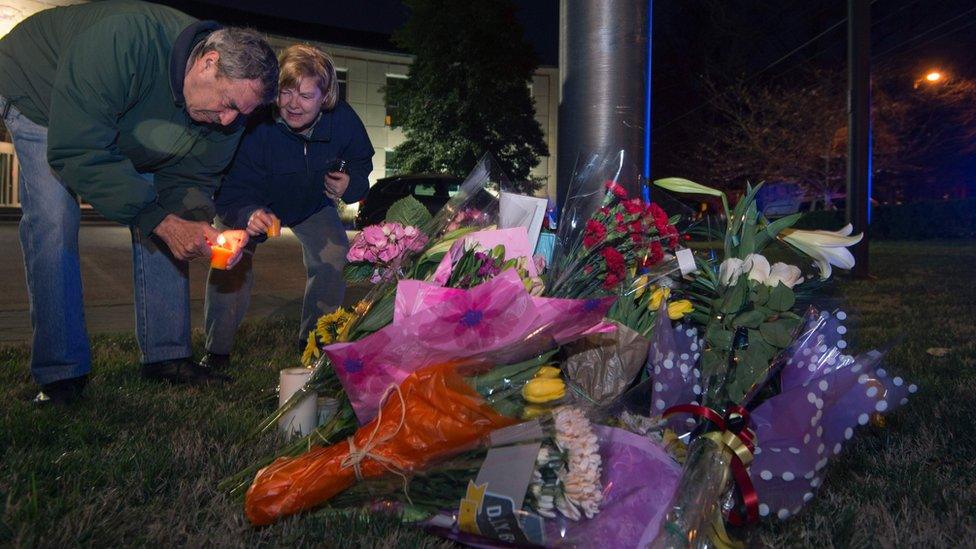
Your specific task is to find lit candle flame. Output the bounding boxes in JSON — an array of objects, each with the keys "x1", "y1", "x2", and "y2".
[{"x1": 216, "y1": 234, "x2": 226, "y2": 246}]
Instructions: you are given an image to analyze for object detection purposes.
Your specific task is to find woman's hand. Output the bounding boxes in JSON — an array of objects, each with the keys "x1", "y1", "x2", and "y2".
[
  {"x1": 324, "y1": 171, "x2": 350, "y2": 202},
  {"x1": 246, "y1": 209, "x2": 280, "y2": 237},
  {"x1": 218, "y1": 229, "x2": 250, "y2": 269}
]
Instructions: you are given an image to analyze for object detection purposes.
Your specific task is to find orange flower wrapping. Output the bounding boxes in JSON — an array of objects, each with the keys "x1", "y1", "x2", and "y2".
[{"x1": 244, "y1": 362, "x2": 517, "y2": 525}]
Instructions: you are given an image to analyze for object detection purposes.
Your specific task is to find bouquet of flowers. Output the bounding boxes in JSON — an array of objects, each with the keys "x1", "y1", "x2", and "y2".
[
  {"x1": 330, "y1": 408, "x2": 686, "y2": 547},
  {"x1": 244, "y1": 351, "x2": 561, "y2": 525},
  {"x1": 551, "y1": 151, "x2": 697, "y2": 403},
  {"x1": 345, "y1": 219, "x2": 429, "y2": 283},
  {"x1": 640, "y1": 178, "x2": 913, "y2": 547}
]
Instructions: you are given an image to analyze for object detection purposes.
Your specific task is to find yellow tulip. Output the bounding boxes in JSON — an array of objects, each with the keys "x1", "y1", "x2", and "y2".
[
  {"x1": 649, "y1": 287, "x2": 671, "y2": 311},
  {"x1": 632, "y1": 274, "x2": 651, "y2": 299},
  {"x1": 522, "y1": 377, "x2": 566, "y2": 404},
  {"x1": 521, "y1": 404, "x2": 549, "y2": 419},
  {"x1": 667, "y1": 299, "x2": 694, "y2": 320},
  {"x1": 534, "y1": 366, "x2": 562, "y2": 379}
]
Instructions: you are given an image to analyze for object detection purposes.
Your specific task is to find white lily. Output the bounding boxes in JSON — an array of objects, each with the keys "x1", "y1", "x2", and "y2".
[
  {"x1": 653, "y1": 177, "x2": 725, "y2": 197},
  {"x1": 779, "y1": 224, "x2": 863, "y2": 279},
  {"x1": 767, "y1": 262, "x2": 804, "y2": 288}
]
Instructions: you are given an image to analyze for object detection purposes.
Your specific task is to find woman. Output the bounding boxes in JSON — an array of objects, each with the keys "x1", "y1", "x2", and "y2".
[{"x1": 203, "y1": 44, "x2": 373, "y2": 369}]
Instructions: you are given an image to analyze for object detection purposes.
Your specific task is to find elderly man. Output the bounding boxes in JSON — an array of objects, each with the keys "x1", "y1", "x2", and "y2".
[{"x1": 0, "y1": 0, "x2": 278, "y2": 403}]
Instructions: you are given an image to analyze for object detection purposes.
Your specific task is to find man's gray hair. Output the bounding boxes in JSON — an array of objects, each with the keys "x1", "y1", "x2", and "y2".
[{"x1": 196, "y1": 27, "x2": 278, "y2": 103}]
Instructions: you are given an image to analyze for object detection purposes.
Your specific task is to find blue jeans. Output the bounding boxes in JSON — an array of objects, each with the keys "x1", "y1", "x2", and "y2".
[
  {"x1": 204, "y1": 206, "x2": 348, "y2": 354},
  {"x1": 3, "y1": 96, "x2": 192, "y2": 385}
]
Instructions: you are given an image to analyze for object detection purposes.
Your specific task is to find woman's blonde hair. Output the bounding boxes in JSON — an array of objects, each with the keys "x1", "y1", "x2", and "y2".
[{"x1": 278, "y1": 44, "x2": 339, "y2": 110}]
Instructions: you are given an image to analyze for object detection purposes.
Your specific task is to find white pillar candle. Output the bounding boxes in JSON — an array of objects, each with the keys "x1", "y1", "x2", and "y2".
[{"x1": 278, "y1": 368, "x2": 317, "y2": 438}]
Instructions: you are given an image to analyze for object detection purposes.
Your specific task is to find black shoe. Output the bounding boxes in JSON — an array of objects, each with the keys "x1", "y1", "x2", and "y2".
[
  {"x1": 33, "y1": 374, "x2": 89, "y2": 405},
  {"x1": 141, "y1": 358, "x2": 230, "y2": 385},
  {"x1": 200, "y1": 352, "x2": 231, "y2": 372}
]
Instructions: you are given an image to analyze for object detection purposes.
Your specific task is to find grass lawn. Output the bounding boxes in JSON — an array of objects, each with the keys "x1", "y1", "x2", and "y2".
[{"x1": 2, "y1": 241, "x2": 974, "y2": 547}]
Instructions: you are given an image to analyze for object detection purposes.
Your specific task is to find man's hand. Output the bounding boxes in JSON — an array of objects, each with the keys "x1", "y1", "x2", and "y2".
[
  {"x1": 152, "y1": 214, "x2": 220, "y2": 261},
  {"x1": 325, "y1": 171, "x2": 350, "y2": 202},
  {"x1": 246, "y1": 209, "x2": 280, "y2": 237},
  {"x1": 219, "y1": 229, "x2": 249, "y2": 269}
]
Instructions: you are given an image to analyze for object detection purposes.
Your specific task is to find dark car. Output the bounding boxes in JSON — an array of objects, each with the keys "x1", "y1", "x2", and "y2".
[{"x1": 355, "y1": 174, "x2": 463, "y2": 228}]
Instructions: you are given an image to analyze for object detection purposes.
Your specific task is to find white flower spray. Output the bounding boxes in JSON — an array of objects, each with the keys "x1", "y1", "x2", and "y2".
[{"x1": 526, "y1": 406, "x2": 604, "y2": 521}]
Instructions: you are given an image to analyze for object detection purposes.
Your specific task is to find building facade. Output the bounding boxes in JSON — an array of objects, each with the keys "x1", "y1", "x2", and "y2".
[{"x1": 0, "y1": 0, "x2": 559, "y2": 210}]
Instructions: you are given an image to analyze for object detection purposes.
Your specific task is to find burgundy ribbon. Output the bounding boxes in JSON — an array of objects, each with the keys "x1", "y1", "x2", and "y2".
[{"x1": 663, "y1": 404, "x2": 760, "y2": 525}]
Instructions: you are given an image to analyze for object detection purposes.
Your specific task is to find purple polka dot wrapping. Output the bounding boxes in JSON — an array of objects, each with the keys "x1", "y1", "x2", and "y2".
[{"x1": 646, "y1": 307, "x2": 917, "y2": 521}]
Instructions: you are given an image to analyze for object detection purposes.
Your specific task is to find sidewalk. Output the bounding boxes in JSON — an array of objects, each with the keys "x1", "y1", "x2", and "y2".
[{"x1": 0, "y1": 225, "x2": 365, "y2": 344}]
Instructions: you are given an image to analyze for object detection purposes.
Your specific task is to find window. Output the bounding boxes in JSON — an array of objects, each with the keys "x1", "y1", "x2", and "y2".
[
  {"x1": 336, "y1": 69, "x2": 348, "y2": 103},
  {"x1": 385, "y1": 75, "x2": 406, "y2": 126},
  {"x1": 385, "y1": 148, "x2": 400, "y2": 178},
  {"x1": 413, "y1": 183, "x2": 437, "y2": 197}
]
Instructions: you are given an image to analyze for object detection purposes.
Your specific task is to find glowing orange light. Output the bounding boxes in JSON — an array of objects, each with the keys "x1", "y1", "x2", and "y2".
[{"x1": 925, "y1": 71, "x2": 942, "y2": 82}]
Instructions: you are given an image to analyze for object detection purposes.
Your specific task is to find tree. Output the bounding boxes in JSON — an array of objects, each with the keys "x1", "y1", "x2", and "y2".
[
  {"x1": 684, "y1": 67, "x2": 976, "y2": 207},
  {"x1": 384, "y1": 0, "x2": 548, "y2": 192}
]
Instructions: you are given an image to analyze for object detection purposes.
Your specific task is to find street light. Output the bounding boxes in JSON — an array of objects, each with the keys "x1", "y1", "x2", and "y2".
[{"x1": 914, "y1": 70, "x2": 946, "y2": 88}]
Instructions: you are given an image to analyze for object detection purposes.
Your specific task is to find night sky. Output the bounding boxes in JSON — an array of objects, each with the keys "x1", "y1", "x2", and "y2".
[{"x1": 152, "y1": 0, "x2": 976, "y2": 196}]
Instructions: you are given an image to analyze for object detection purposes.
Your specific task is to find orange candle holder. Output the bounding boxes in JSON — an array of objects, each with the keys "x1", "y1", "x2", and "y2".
[
  {"x1": 211, "y1": 244, "x2": 234, "y2": 270},
  {"x1": 267, "y1": 218, "x2": 281, "y2": 238}
]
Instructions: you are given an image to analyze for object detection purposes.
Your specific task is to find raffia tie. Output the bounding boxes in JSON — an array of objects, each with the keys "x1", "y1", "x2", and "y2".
[{"x1": 338, "y1": 384, "x2": 411, "y2": 501}]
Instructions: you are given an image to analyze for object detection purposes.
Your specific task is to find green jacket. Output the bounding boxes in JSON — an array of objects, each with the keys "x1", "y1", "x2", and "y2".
[{"x1": 0, "y1": 0, "x2": 244, "y2": 233}]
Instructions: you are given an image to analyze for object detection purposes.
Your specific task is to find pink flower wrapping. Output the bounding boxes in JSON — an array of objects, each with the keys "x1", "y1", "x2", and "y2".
[{"x1": 328, "y1": 269, "x2": 615, "y2": 423}]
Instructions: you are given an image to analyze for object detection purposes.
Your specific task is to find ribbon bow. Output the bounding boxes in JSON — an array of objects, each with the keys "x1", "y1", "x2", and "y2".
[{"x1": 663, "y1": 403, "x2": 759, "y2": 526}]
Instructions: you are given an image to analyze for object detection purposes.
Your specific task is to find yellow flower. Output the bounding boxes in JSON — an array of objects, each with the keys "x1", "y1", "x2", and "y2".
[
  {"x1": 632, "y1": 275, "x2": 651, "y2": 299},
  {"x1": 522, "y1": 377, "x2": 566, "y2": 404},
  {"x1": 663, "y1": 429, "x2": 687, "y2": 463},
  {"x1": 301, "y1": 330, "x2": 320, "y2": 366},
  {"x1": 649, "y1": 286, "x2": 671, "y2": 311},
  {"x1": 667, "y1": 299, "x2": 694, "y2": 320},
  {"x1": 521, "y1": 404, "x2": 549, "y2": 419},
  {"x1": 534, "y1": 366, "x2": 561, "y2": 379},
  {"x1": 352, "y1": 299, "x2": 370, "y2": 317},
  {"x1": 315, "y1": 307, "x2": 354, "y2": 345}
]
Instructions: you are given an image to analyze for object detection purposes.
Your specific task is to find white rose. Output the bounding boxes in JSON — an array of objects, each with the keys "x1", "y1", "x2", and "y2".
[
  {"x1": 767, "y1": 262, "x2": 804, "y2": 288},
  {"x1": 743, "y1": 253, "x2": 771, "y2": 284},
  {"x1": 719, "y1": 257, "x2": 744, "y2": 286}
]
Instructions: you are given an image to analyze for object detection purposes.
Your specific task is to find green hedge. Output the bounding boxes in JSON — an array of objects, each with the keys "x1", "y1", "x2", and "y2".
[{"x1": 788, "y1": 198, "x2": 976, "y2": 239}]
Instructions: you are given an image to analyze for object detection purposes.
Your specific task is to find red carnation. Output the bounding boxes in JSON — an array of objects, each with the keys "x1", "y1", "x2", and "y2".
[
  {"x1": 623, "y1": 198, "x2": 644, "y2": 215},
  {"x1": 648, "y1": 241, "x2": 664, "y2": 265},
  {"x1": 600, "y1": 246, "x2": 626, "y2": 276},
  {"x1": 604, "y1": 180, "x2": 629, "y2": 200},
  {"x1": 603, "y1": 271, "x2": 622, "y2": 290},
  {"x1": 583, "y1": 219, "x2": 607, "y2": 248}
]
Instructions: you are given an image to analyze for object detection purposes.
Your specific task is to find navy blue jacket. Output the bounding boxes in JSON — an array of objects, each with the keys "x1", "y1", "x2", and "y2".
[{"x1": 215, "y1": 101, "x2": 374, "y2": 229}]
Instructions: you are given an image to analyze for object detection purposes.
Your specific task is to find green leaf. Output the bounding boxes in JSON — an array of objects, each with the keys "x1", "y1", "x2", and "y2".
[
  {"x1": 385, "y1": 196, "x2": 433, "y2": 227},
  {"x1": 750, "y1": 284, "x2": 771, "y2": 306},
  {"x1": 701, "y1": 348, "x2": 725, "y2": 378},
  {"x1": 732, "y1": 309, "x2": 766, "y2": 329},
  {"x1": 759, "y1": 319, "x2": 796, "y2": 348},
  {"x1": 706, "y1": 325, "x2": 733, "y2": 351},
  {"x1": 719, "y1": 277, "x2": 749, "y2": 314},
  {"x1": 342, "y1": 262, "x2": 375, "y2": 283},
  {"x1": 755, "y1": 213, "x2": 802, "y2": 252},
  {"x1": 766, "y1": 282, "x2": 796, "y2": 312},
  {"x1": 728, "y1": 348, "x2": 769, "y2": 402},
  {"x1": 738, "y1": 200, "x2": 758, "y2": 256}
]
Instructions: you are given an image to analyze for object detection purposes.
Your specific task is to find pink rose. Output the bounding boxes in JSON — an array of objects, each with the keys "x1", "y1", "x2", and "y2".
[
  {"x1": 347, "y1": 244, "x2": 367, "y2": 262},
  {"x1": 362, "y1": 225, "x2": 388, "y2": 248}
]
